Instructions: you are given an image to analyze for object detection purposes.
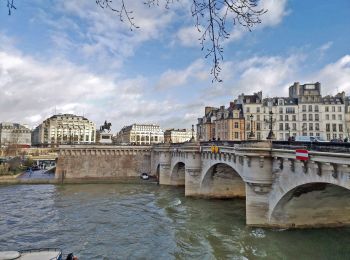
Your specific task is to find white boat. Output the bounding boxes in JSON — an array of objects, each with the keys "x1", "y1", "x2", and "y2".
[{"x1": 0, "y1": 248, "x2": 67, "y2": 260}]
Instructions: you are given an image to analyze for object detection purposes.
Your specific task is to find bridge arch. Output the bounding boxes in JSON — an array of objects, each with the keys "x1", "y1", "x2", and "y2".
[
  {"x1": 200, "y1": 163, "x2": 246, "y2": 198},
  {"x1": 269, "y1": 181, "x2": 350, "y2": 228},
  {"x1": 170, "y1": 161, "x2": 186, "y2": 186}
]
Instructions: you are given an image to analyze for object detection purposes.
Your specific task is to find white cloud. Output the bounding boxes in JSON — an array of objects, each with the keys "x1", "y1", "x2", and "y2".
[
  {"x1": 176, "y1": 0, "x2": 289, "y2": 46},
  {"x1": 312, "y1": 55, "x2": 350, "y2": 95},
  {"x1": 156, "y1": 59, "x2": 209, "y2": 89},
  {"x1": 176, "y1": 26, "x2": 203, "y2": 47},
  {"x1": 259, "y1": 0, "x2": 290, "y2": 27}
]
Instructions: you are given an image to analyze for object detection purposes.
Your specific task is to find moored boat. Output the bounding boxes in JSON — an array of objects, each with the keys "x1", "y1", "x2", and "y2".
[{"x1": 0, "y1": 248, "x2": 78, "y2": 260}]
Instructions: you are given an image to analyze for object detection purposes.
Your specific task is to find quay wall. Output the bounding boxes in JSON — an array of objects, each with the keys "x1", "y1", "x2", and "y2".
[{"x1": 56, "y1": 145, "x2": 152, "y2": 182}]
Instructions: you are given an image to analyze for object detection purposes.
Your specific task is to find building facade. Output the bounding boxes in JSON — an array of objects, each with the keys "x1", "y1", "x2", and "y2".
[
  {"x1": 197, "y1": 102, "x2": 245, "y2": 141},
  {"x1": 115, "y1": 124, "x2": 164, "y2": 145},
  {"x1": 0, "y1": 123, "x2": 31, "y2": 148},
  {"x1": 164, "y1": 129, "x2": 193, "y2": 143},
  {"x1": 237, "y1": 82, "x2": 347, "y2": 141},
  {"x1": 32, "y1": 114, "x2": 96, "y2": 146},
  {"x1": 197, "y1": 82, "x2": 349, "y2": 141}
]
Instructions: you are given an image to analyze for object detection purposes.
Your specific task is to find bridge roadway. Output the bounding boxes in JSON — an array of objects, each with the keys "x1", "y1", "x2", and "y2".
[
  {"x1": 55, "y1": 142, "x2": 350, "y2": 228},
  {"x1": 151, "y1": 141, "x2": 350, "y2": 228}
]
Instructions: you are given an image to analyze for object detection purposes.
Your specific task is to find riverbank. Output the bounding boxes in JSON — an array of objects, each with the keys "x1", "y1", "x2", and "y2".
[{"x1": 0, "y1": 176, "x2": 158, "y2": 185}]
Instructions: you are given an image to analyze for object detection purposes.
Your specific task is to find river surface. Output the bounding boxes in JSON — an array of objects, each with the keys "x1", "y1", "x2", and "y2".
[{"x1": 0, "y1": 184, "x2": 349, "y2": 259}]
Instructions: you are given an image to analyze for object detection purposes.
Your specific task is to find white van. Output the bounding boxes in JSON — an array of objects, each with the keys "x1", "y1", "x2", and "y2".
[{"x1": 295, "y1": 136, "x2": 327, "y2": 142}]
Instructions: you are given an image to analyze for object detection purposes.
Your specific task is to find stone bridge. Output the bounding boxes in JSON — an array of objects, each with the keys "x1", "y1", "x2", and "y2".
[{"x1": 151, "y1": 142, "x2": 350, "y2": 228}]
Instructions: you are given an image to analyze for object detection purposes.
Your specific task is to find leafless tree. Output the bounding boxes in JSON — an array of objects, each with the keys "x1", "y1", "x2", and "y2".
[{"x1": 5, "y1": 0, "x2": 266, "y2": 82}]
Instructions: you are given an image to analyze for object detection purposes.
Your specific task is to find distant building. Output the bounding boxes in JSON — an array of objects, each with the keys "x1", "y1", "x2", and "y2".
[
  {"x1": 0, "y1": 123, "x2": 31, "y2": 148},
  {"x1": 235, "y1": 82, "x2": 347, "y2": 141},
  {"x1": 115, "y1": 124, "x2": 164, "y2": 145},
  {"x1": 197, "y1": 102, "x2": 245, "y2": 141},
  {"x1": 32, "y1": 114, "x2": 96, "y2": 147},
  {"x1": 164, "y1": 129, "x2": 193, "y2": 143}
]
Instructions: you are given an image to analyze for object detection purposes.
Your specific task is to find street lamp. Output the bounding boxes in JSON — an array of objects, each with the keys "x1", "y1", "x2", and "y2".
[
  {"x1": 248, "y1": 114, "x2": 255, "y2": 139},
  {"x1": 266, "y1": 110, "x2": 275, "y2": 140},
  {"x1": 190, "y1": 124, "x2": 195, "y2": 142}
]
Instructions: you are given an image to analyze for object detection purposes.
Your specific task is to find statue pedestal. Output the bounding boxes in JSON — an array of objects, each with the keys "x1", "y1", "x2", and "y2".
[{"x1": 97, "y1": 131, "x2": 113, "y2": 144}]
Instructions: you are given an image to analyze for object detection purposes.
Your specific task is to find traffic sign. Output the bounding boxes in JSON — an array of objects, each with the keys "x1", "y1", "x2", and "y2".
[{"x1": 296, "y1": 149, "x2": 309, "y2": 161}]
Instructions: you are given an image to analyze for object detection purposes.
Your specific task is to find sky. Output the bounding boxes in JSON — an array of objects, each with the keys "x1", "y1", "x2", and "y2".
[{"x1": 0, "y1": 0, "x2": 349, "y2": 132}]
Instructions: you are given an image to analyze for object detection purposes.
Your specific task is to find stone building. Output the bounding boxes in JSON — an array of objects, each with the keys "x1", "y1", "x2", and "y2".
[
  {"x1": 322, "y1": 92, "x2": 346, "y2": 141},
  {"x1": 236, "y1": 82, "x2": 347, "y2": 141},
  {"x1": 0, "y1": 123, "x2": 31, "y2": 148},
  {"x1": 32, "y1": 114, "x2": 96, "y2": 147},
  {"x1": 345, "y1": 96, "x2": 350, "y2": 139},
  {"x1": 197, "y1": 107, "x2": 218, "y2": 141},
  {"x1": 197, "y1": 102, "x2": 245, "y2": 141},
  {"x1": 115, "y1": 124, "x2": 164, "y2": 145},
  {"x1": 164, "y1": 129, "x2": 193, "y2": 143},
  {"x1": 289, "y1": 82, "x2": 323, "y2": 138}
]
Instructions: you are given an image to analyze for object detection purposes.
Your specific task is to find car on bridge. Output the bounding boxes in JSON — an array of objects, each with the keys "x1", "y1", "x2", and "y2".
[{"x1": 295, "y1": 136, "x2": 328, "y2": 143}]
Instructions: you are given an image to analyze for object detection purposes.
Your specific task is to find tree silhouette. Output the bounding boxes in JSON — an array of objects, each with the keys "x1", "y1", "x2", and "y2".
[{"x1": 5, "y1": 0, "x2": 266, "y2": 82}]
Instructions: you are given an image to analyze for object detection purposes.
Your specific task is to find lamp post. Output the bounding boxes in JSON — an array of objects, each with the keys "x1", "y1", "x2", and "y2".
[
  {"x1": 248, "y1": 114, "x2": 255, "y2": 139},
  {"x1": 190, "y1": 124, "x2": 195, "y2": 142},
  {"x1": 266, "y1": 110, "x2": 275, "y2": 140}
]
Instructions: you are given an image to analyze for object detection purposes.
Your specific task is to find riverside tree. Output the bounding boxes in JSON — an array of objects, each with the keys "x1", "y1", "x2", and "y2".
[{"x1": 4, "y1": 0, "x2": 266, "y2": 82}]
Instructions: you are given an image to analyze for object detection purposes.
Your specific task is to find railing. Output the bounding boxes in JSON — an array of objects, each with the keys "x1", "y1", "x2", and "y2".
[{"x1": 272, "y1": 141, "x2": 350, "y2": 153}]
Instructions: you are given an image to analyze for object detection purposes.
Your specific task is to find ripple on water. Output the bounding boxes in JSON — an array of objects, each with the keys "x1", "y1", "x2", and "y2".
[{"x1": 1, "y1": 184, "x2": 350, "y2": 259}]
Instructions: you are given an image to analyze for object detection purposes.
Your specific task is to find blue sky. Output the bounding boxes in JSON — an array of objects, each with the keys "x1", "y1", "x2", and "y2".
[{"x1": 0, "y1": 0, "x2": 349, "y2": 131}]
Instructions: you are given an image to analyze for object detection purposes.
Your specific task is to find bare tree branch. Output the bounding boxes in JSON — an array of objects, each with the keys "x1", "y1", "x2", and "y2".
[{"x1": 4, "y1": 0, "x2": 266, "y2": 82}]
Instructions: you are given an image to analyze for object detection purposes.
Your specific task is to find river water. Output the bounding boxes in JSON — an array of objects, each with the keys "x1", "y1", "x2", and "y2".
[{"x1": 0, "y1": 184, "x2": 349, "y2": 259}]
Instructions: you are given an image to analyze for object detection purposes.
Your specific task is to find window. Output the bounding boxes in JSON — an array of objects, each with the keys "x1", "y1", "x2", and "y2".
[
  {"x1": 332, "y1": 124, "x2": 337, "y2": 132},
  {"x1": 333, "y1": 133, "x2": 337, "y2": 139},
  {"x1": 339, "y1": 124, "x2": 343, "y2": 132},
  {"x1": 302, "y1": 105, "x2": 306, "y2": 112},
  {"x1": 279, "y1": 123, "x2": 283, "y2": 130},
  {"x1": 285, "y1": 115, "x2": 289, "y2": 121},
  {"x1": 327, "y1": 133, "x2": 331, "y2": 140},
  {"x1": 286, "y1": 107, "x2": 295, "y2": 114},
  {"x1": 302, "y1": 114, "x2": 307, "y2": 121},
  {"x1": 309, "y1": 123, "x2": 313, "y2": 131},
  {"x1": 292, "y1": 123, "x2": 297, "y2": 130},
  {"x1": 325, "y1": 106, "x2": 329, "y2": 112},
  {"x1": 280, "y1": 115, "x2": 283, "y2": 121},
  {"x1": 308, "y1": 105, "x2": 312, "y2": 112},
  {"x1": 315, "y1": 123, "x2": 320, "y2": 131},
  {"x1": 257, "y1": 122, "x2": 261, "y2": 131},
  {"x1": 234, "y1": 132, "x2": 239, "y2": 139},
  {"x1": 326, "y1": 124, "x2": 330, "y2": 132},
  {"x1": 257, "y1": 132, "x2": 261, "y2": 140},
  {"x1": 332, "y1": 106, "x2": 335, "y2": 112},
  {"x1": 309, "y1": 114, "x2": 313, "y2": 121},
  {"x1": 315, "y1": 114, "x2": 319, "y2": 121},
  {"x1": 332, "y1": 114, "x2": 336, "y2": 120},
  {"x1": 338, "y1": 115, "x2": 342, "y2": 120},
  {"x1": 257, "y1": 107, "x2": 260, "y2": 113},
  {"x1": 292, "y1": 115, "x2": 296, "y2": 121},
  {"x1": 246, "y1": 107, "x2": 250, "y2": 113},
  {"x1": 285, "y1": 123, "x2": 289, "y2": 130},
  {"x1": 315, "y1": 105, "x2": 319, "y2": 112},
  {"x1": 257, "y1": 115, "x2": 260, "y2": 121},
  {"x1": 279, "y1": 107, "x2": 283, "y2": 114},
  {"x1": 338, "y1": 106, "x2": 342, "y2": 112},
  {"x1": 234, "y1": 122, "x2": 239, "y2": 128},
  {"x1": 326, "y1": 114, "x2": 329, "y2": 120},
  {"x1": 279, "y1": 99, "x2": 283, "y2": 105},
  {"x1": 309, "y1": 132, "x2": 313, "y2": 136},
  {"x1": 316, "y1": 133, "x2": 320, "y2": 137}
]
